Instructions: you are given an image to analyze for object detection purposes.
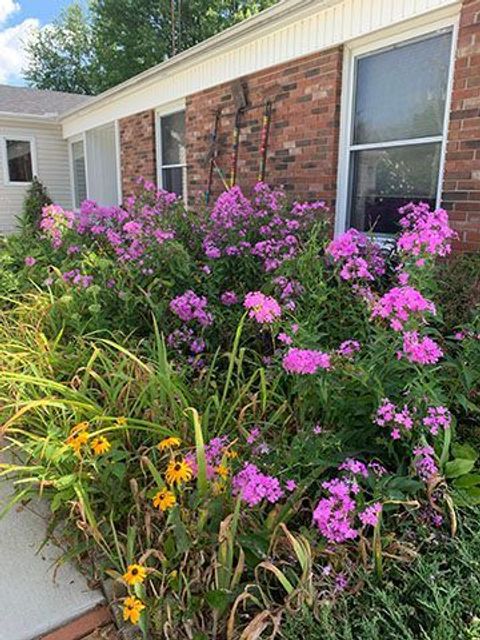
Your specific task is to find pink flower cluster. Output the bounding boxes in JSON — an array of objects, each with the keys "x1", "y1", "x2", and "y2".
[
  {"x1": 413, "y1": 446, "x2": 438, "y2": 481},
  {"x1": 375, "y1": 399, "x2": 451, "y2": 440},
  {"x1": 167, "y1": 327, "x2": 206, "y2": 356},
  {"x1": 326, "y1": 229, "x2": 386, "y2": 282},
  {"x1": 244, "y1": 291, "x2": 282, "y2": 324},
  {"x1": 313, "y1": 477, "x2": 359, "y2": 543},
  {"x1": 399, "y1": 331, "x2": 443, "y2": 365},
  {"x1": 62, "y1": 269, "x2": 94, "y2": 289},
  {"x1": 337, "y1": 340, "x2": 361, "y2": 358},
  {"x1": 169, "y1": 290, "x2": 214, "y2": 327},
  {"x1": 186, "y1": 436, "x2": 230, "y2": 480},
  {"x1": 232, "y1": 462, "x2": 284, "y2": 506},
  {"x1": 220, "y1": 291, "x2": 238, "y2": 306},
  {"x1": 203, "y1": 183, "x2": 326, "y2": 272},
  {"x1": 423, "y1": 406, "x2": 452, "y2": 435},
  {"x1": 282, "y1": 347, "x2": 331, "y2": 374},
  {"x1": 374, "y1": 399, "x2": 414, "y2": 440},
  {"x1": 313, "y1": 468, "x2": 383, "y2": 544},
  {"x1": 371, "y1": 286, "x2": 436, "y2": 332},
  {"x1": 40, "y1": 204, "x2": 75, "y2": 248},
  {"x1": 397, "y1": 202, "x2": 457, "y2": 258}
]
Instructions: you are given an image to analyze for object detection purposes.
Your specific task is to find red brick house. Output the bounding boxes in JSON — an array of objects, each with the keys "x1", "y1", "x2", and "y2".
[{"x1": 6, "y1": 0, "x2": 480, "y2": 248}]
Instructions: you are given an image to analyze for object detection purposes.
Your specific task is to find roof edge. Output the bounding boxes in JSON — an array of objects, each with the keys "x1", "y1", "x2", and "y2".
[
  {"x1": 60, "y1": 0, "x2": 337, "y2": 122},
  {"x1": 0, "y1": 111, "x2": 60, "y2": 123}
]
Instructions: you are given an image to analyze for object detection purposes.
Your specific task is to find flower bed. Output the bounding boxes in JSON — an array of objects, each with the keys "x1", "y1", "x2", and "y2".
[{"x1": 0, "y1": 180, "x2": 479, "y2": 639}]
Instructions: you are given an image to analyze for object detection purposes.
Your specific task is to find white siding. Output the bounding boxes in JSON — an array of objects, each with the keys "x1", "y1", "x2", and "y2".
[
  {"x1": 61, "y1": 0, "x2": 460, "y2": 138},
  {"x1": 85, "y1": 122, "x2": 119, "y2": 205},
  {"x1": 0, "y1": 118, "x2": 72, "y2": 234}
]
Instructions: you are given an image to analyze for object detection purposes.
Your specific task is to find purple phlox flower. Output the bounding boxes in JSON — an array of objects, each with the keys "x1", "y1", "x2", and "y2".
[
  {"x1": 413, "y1": 445, "x2": 438, "y2": 481},
  {"x1": 169, "y1": 290, "x2": 214, "y2": 327},
  {"x1": 400, "y1": 331, "x2": 443, "y2": 365},
  {"x1": 232, "y1": 463, "x2": 284, "y2": 506},
  {"x1": 338, "y1": 458, "x2": 368, "y2": 478},
  {"x1": 313, "y1": 478, "x2": 358, "y2": 543},
  {"x1": 246, "y1": 427, "x2": 261, "y2": 445},
  {"x1": 24, "y1": 256, "x2": 36, "y2": 267},
  {"x1": 397, "y1": 202, "x2": 457, "y2": 259},
  {"x1": 371, "y1": 286, "x2": 436, "y2": 332},
  {"x1": 359, "y1": 502, "x2": 382, "y2": 527},
  {"x1": 423, "y1": 406, "x2": 451, "y2": 436},
  {"x1": 244, "y1": 291, "x2": 281, "y2": 324},
  {"x1": 337, "y1": 340, "x2": 361, "y2": 358},
  {"x1": 220, "y1": 290, "x2": 238, "y2": 306},
  {"x1": 285, "y1": 479, "x2": 297, "y2": 492},
  {"x1": 282, "y1": 347, "x2": 331, "y2": 374}
]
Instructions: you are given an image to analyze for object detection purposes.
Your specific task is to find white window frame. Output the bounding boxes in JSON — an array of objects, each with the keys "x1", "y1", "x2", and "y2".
[
  {"x1": 68, "y1": 133, "x2": 89, "y2": 209},
  {"x1": 155, "y1": 100, "x2": 187, "y2": 200},
  {"x1": 1, "y1": 135, "x2": 37, "y2": 186},
  {"x1": 335, "y1": 13, "x2": 459, "y2": 238}
]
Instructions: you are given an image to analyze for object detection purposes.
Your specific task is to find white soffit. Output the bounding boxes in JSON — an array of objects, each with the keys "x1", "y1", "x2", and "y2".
[{"x1": 61, "y1": 0, "x2": 460, "y2": 138}]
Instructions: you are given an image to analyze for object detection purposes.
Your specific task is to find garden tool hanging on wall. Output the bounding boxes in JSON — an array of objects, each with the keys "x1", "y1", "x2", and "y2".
[
  {"x1": 229, "y1": 79, "x2": 249, "y2": 188},
  {"x1": 205, "y1": 108, "x2": 224, "y2": 204},
  {"x1": 258, "y1": 100, "x2": 272, "y2": 183}
]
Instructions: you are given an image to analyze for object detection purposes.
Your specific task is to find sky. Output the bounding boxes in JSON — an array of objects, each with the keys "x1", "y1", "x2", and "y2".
[{"x1": 0, "y1": 0, "x2": 84, "y2": 85}]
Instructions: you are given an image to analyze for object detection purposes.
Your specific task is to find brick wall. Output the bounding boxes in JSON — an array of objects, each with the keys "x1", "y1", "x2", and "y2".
[
  {"x1": 442, "y1": 0, "x2": 480, "y2": 250},
  {"x1": 186, "y1": 47, "x2": 343, "y2": 209},
  {"x1": 119, "y1": 109, "x2": 157, "y2": 197}
]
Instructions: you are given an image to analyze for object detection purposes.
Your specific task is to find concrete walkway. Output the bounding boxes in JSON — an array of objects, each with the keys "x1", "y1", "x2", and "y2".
[{"x1": 0, "y1": 479, "x2": 104, "y2": 640}]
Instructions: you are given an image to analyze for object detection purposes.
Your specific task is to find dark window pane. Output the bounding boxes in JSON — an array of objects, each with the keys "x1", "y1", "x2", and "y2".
[
  {"x1": 7, "y1": 140, "x2": 32, "y2": 182},
  {"x1": 72, "y1": 140, "x2": 87, "y2": 208},
  {"x1": 353, "y1": 32, "x2": 452, "y2": 144},
  {"x1": 161, "y1": 111, "x2": 185, "y2": 165},
  {"x1": 162, "y1": 167, "x2": 184, "y2": 197},
  {"x1": 349, "y1": 143, "x2": 441, "y2": 234}
]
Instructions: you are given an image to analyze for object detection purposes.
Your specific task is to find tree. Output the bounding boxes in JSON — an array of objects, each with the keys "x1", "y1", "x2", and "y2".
[
  {"x1": 23, "y1": 3, "x2": 98, "y2": 95},
  {"x1": 24, "y1": 0, "x2": 279, "y2": 95}
]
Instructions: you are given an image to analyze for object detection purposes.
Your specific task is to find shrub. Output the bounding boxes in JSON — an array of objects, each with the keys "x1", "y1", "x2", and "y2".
[{"x1": 18, "y1": 176, "x2": 52, "y2": 231}]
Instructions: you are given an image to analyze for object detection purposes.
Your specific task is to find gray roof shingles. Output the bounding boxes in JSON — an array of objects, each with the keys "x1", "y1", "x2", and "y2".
[{"x1": 0, "y1": 84, "x2": 93, "y2": 118}]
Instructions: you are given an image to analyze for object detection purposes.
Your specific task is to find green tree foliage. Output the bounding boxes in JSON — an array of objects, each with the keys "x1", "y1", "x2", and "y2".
[
  {"x1": 23, "y1": 3, "x2": 98, "y2": 95},
  {"x1": 24, "y1": 0, "x2": 278, "y2": 96}
]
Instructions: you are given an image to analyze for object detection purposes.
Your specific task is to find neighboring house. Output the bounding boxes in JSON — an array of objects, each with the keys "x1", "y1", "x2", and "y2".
[
  {"x1": 3, "y1": 0, "x2": 480, "y2": 249},
  {"x1": 0, "y1": 85, "x2": 93, "y2": 233}
]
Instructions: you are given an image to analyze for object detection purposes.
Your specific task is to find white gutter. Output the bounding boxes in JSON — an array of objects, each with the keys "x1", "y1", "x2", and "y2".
[
  {"x1": 0, "y1": 111, "x2": 60, "y2": 123},
  {"x1": 60, "y1": 0, "x2": 340, "y2": 123}
]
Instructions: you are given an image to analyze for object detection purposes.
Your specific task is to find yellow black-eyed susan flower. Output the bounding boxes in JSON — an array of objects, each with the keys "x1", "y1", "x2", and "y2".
[
  {"x1": 165, "y1": 458, "x2": 193, "y2": 486},
  {"x1": 123, "y1": 563, "x2": 147, "y2": 586},
  {"x1": 66, "y1": 426, "x2": 89, "y2": 454},
  {"x1": 91, "y1": 436, "x2": 111, "y2": 455},
  {"x1": 216, "y1": 464, "x2": 229, "y2": 480},
  {"x1": 157, "y1": 436, "x2": 181, "y2": 452},
  {"x1": 122, "y1": 596, "x2": 145, "y2": 624},
  {"x1": 152, "y1": 489, "x2": 176, "y2": 511}
]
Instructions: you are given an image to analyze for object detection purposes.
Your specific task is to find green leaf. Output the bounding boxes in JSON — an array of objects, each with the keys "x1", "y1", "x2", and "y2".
[
  {"x1": 451, "y1": 443, "x2": 478, "y2": 462},
  {"x1": 453, "y1": 486, "x2": 480, "y2": 506},
  {"x1": 445, "y1": 458, "x2": 475, "y2": 478},
  {"x1": 205, "y1": 589, "x2": 231, "y2": 611},
  {"x1": 453, "y1": 474, "x2": 480, "y2": 488}
]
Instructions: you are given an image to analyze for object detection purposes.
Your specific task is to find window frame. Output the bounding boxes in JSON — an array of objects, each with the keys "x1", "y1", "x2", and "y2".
[
  {"x1": 1, "y1": 135, "x2": 37, "y2": 186},
  {"x1": 335, "y1": 14, "x2": 459, "y2": 239},
  {"x1": 68, "y1": 133, "x2": 89, "y2": 210},
  {"x1": 155, "y1": 102, "x2": 187, "y2": 200}
]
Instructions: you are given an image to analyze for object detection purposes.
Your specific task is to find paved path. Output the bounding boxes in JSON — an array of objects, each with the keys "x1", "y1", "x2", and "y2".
[{"x1": 0, "y1": 479, "x2": 104, "y2": 640}]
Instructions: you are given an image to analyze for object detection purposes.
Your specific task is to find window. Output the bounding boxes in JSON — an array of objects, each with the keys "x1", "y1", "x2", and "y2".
[
  {"x1": 71, "y1": 139, "x2": 87, "y2": 208},
  {"x1": 345, "y1": 30, "x2": 453, "y2": 235},
  {"x1": 157, "y1": 110, "x2": 186, "y2": 198},
  {"x1": 3, "y1": 138, "x2": 34, "y2": 184}
]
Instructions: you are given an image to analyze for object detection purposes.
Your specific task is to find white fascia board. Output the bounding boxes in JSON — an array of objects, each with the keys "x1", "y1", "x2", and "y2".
[{"x1": 61, "y1": 0, "x2": 460, "y2": 139}]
